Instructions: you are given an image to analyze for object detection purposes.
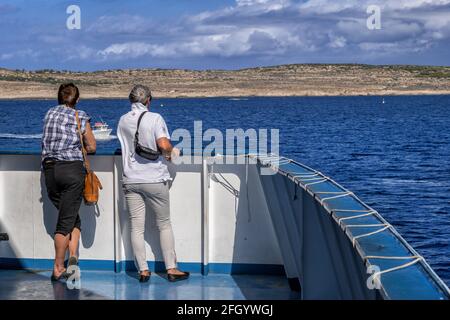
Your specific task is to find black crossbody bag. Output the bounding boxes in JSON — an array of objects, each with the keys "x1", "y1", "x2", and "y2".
[{"x1": 134, "y1": 111, "x2": 162, "y2": 161}]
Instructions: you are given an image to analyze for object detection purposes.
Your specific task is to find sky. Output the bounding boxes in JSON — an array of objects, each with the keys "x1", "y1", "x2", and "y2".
[{"x1": 0, "y1": 0, "x2": 450, "y2": 71}]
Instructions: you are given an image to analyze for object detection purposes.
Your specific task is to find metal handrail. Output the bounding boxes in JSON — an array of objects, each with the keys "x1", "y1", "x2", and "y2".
[{"x1": 251, "y1": 153, "x2": 450, "y2": 297}]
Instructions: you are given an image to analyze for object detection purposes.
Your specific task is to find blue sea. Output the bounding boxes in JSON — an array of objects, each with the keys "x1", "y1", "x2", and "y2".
[{"x1": 0, "y1": 96, "x2": 449, "y2": 286}]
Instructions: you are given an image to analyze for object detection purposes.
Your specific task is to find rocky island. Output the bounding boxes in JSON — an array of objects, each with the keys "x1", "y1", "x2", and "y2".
[{"x1": 1, "y1": 64, "x2": 450, "y2": 99}]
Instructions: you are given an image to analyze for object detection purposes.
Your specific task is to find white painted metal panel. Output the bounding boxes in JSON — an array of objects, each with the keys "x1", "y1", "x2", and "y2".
[
  {"x1": 0, "y1": 168, "x2": 35, "y2": 259},
  {"x1": 208, "y1": 158, "x2": 283, "y2": 265},
  {"x1": 0, "y1": 154, "x2": 282, "y2": 271},
  {"x1": 0, "y1": 155, "x2": 116, "y2": 262}
]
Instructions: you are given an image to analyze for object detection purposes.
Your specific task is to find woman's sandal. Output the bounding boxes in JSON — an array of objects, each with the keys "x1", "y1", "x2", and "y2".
[
  {"x1": 68, "y1": 256, "x2": 78, "y2": 267},
  {"x1": 50, "y1": 271, "x2": 70, "y2": 281},
  {"x1": 139, "y1": 271, "x2": 151, "y2": 283},
  {"x1": 51, "y1": 256, "x2": 79, "y2": 281},
  {"x1": 167, "y1": 271, "x2": 190, "y2": 282}
]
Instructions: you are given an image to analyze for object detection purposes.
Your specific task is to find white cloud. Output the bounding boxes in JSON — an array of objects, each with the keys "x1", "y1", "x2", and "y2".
[
  {"x1": 87, "y1": 15, "x2": 151, "y2": 35},
  {"x1": 65, "y1": 46, "x2": 97, "y2": 61},
  {"x1": 0, "y1": 49, "x2": 38, "y2": 61},
  {"x1": 0, "y1": 53, "x2": 14, "y2": 60},
  {"x1": 98, "y1": 42, "x2": 156, "y2": 58},
  {"x1": 329, "y1": 36, "x2": 347, "y2": 49},
  {"x1": 236, "y1": 0, "x2": 291, "y2": 11},
  {"x1": 66, "y1": 0, "x2": 450, "y2": 64},
  {"x1": 384, "y1": 0, "x2": 450, "y2": 10}
]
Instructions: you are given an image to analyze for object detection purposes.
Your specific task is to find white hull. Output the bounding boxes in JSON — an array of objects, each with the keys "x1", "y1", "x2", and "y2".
[{"x1": 93, "y1": 129, "x2": 113, "y2": 140}]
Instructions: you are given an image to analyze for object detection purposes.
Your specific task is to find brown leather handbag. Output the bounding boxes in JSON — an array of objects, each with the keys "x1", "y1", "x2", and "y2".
[{"x1": 76, "y1": 111, "x2": 103, "y2": 206}]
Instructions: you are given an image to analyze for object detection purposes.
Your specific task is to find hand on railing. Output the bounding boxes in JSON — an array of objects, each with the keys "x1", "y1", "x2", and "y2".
[{"x1": 166, "y1": 147, "x2": 180, "y2": 162}]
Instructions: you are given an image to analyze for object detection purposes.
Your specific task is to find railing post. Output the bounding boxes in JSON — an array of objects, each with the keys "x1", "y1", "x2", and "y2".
[
  {"x1": 113, "y1": 156, "x2": 122, "y2": 273},
  {"x1": 201, "y1": 157, "x2": 210, "y2": 276}
]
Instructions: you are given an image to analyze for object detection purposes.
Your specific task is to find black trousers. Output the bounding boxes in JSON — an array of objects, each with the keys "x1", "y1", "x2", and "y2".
[{"x1": 43, "y1": 159, "x2": 86, "y2": 236}]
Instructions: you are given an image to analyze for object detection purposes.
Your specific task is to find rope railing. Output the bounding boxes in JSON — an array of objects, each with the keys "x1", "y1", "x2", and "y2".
[
  {"x1": 337, "y1": 213, "x2": 378, "y2": 228},
  {"x1": 364, "y1": 255, "x2": 423, "y2": 261},
  {"x1": 371, "y1": 257, "x2": 424, "y2": 282},
  {"x1": 298, "y1": 177, "x2": 327, "y2": 182},
  {"x1": 351, "y1": 225, "x2": 392, "y2": 246},
  {"x1": 318, "y1": 192, "x2": 354, "y2": 206},
  {"x1": 292, "y1": 173, "x2": 320, "y2": 179},
  {"x1": 304, "y1": 179, "x2": 329, "y2": 187},
  {"x1": 346, "y1": 224, "x2": 388, "y2": 228}
]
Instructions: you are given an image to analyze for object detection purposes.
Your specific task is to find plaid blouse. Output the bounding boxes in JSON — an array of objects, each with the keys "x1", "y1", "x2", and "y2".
[{"x1": 41, "y1": 105, "x2": 91, "y2": 162}]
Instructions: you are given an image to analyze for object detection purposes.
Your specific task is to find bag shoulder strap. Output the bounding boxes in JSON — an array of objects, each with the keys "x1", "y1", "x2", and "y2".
[
  {"x1": 75, "y1": 111, "x2": 91, "y2": 172},
  {"x1": 134, "y1": 111, "x2": 148, "y2": 145}
]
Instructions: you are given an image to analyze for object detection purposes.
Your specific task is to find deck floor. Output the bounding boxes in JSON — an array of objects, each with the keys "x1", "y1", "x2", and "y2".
[{"x1": 0, "y1": 270, "x2": 300, "y2": 300}]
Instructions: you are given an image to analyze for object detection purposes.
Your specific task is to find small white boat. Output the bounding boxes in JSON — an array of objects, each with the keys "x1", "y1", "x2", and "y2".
[{"x1": 92, "y1": 121, "x2": 113, "y2": 140}]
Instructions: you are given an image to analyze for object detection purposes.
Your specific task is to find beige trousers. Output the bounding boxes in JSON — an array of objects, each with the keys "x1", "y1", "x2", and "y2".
[{"x1": 123, "y1": 182, "x2": 177, "y2": 272}]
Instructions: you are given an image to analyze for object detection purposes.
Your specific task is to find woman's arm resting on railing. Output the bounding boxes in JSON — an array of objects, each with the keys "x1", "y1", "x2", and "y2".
[{"x1": 83, "y1": 122, "x2": 97, "y2": 154}]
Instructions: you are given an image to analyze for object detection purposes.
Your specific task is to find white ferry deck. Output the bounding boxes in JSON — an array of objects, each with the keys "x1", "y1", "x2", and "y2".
[
  {"x1": 0, "y1": 270, "x2": 296, "y2": 300},
  {"x1": 0, "y1": 152, "x2": 449, "y2": 300}
]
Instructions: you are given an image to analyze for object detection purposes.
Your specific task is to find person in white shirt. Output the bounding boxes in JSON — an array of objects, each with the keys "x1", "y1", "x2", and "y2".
[{"x1": 117, "y1": 84, "x2": 188, "y2": 283}]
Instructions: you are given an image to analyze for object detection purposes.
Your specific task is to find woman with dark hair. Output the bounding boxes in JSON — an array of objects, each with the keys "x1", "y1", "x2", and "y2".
[{"x1": 41, "y1": 83, "x2": 96, "y2": 281}]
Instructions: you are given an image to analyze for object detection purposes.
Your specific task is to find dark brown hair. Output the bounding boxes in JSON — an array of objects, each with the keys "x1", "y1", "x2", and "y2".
[{"x1": 58, "y1": 83, "x2": 80, "y2": 108}]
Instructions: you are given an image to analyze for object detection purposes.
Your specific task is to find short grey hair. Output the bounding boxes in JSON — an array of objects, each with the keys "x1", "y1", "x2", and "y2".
[{"x1": 129, "y1": 85, "x2": 152, "y2": 104}]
